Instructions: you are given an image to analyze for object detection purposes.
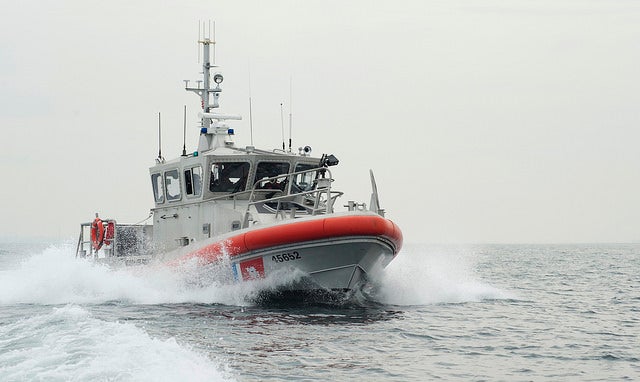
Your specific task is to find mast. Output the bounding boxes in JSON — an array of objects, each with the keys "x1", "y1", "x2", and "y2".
[{"x1": 184, "y1": 23, "x2": 241, "y2": 152}]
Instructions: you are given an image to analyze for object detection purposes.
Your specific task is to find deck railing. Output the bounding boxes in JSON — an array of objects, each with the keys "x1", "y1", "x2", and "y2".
[
  {"x1": 76, "y1": 220, "x2": 152, "y2": 261},
  {"x1": 241, "y1": 167, "x2": 343, "y2": 228}
]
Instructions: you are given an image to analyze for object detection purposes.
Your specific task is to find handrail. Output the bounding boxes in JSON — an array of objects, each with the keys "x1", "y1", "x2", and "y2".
[
  {"x1": 242, "y1": 167, "x2": 342, "y2": 227},
  {"x1": 245, "y1": 166, "x2": 330, "y2": 207},
  {"x1": 214, "y1": 166, "x2": 328, "y2": 201}
]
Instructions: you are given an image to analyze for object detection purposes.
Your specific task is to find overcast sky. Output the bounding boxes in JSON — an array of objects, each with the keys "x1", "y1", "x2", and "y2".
[{"x1": 1, "y1": 0, "x2": 639, "y2": 243}]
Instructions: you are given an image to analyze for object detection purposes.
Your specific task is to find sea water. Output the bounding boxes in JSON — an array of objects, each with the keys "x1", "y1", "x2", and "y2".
[{"x1": 0, "y1": 241, "x2": 638, "y2": 381}]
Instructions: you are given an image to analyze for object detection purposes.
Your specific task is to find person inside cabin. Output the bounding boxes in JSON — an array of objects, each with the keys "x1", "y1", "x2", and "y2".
[{"x1": 264, "y1": 178, "x2": 279, "y2": 189}]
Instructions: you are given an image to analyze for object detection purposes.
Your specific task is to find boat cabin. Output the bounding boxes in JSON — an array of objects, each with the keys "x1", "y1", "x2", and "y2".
[
  {"x1": 150, "y1": 150, "x2": 321, "y2": 204},
  {"x1": 148, "y1": 147, "x2": 341, "y2": 252}
]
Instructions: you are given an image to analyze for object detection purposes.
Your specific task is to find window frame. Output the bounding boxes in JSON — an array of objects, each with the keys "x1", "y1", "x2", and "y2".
[
  {"x1": 164, "y1": 168, "x2": 182, "y2": 202},
  {"x1": 151, "y1": 172, "x2": 165, "y2": 204},
  {"x1": 184, "y1": 165, "x2": 203, "y2": 198}
]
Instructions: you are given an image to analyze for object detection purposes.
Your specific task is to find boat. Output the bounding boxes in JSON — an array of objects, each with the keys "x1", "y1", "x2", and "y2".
[{"x1": 75, "y1": 32, "x2": 403, "y2": 295}]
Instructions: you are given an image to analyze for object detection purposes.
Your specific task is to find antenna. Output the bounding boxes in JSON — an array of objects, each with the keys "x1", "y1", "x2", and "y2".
[
  {"x1": 156, "y1": 112, "x2": 164, "y2": 163},
  {"x1": 197, "y1": 21, "x2": 201, "y2": 63},
  {"x1": 249, "y1": 96, "x2": 254, "y2": 146},
  {"x1": 280, "y1": 102, "x2": 285, "y2": 151},
  {"x1": 212, "y1": 21, "x2": 216, "y2": 63},
  {"x1": 158, "y1": 112, "x2": 161, "y2": 158},
  {"x1": 248, "y1": 63, "x2": 254, "y2": 146},
  {"x1": 288, "y1": 76, "x2": 293, "y2": 152},
  {"x1": 182, "y1": 105, "x2": 187, "y2": 156}
]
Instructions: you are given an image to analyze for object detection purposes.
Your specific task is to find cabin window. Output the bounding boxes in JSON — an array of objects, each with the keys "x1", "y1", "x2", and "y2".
[
  {"x1": 164, "y1": 169, "x2": 181, "y2": 201},
  {"x1": 151, "y1": 173, "x2": 165, "y2": 203},
  {"x1": 184, "y1": 166, "x2": 203, "y2": 197},
  {"x1": 210, "y1": 162, "x2": 250, "y2": 193},
  {"x1": 253, "y1": 162, "x2": 290, "y2": 190},
  {"x1": 292, "y1": 163, "x2": 317, "y2": 193}
]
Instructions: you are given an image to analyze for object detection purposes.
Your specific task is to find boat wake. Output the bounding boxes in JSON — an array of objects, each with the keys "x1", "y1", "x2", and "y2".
[
  {"x1": 0, "y1": 304, "x2": 228, "y2": 382},
  {"x1": 0, "y1": 242, "x2": 513, "y2": 308}
]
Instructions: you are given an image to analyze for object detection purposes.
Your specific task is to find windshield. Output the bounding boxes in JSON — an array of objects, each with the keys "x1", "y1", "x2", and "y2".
[
  {"x1": 253, "y1": 162, "x2": 290, "y2": 191},
  {"x1": 292, "y1": 163, "x2": 317, "y2": 193},
  {"x1": 209, "y1": 162, "x2": 250, "y2": 193}
]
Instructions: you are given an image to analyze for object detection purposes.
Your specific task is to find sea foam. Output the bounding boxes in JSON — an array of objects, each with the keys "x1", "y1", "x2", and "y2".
[
  {"x1": 0, "y1": 242, "x2": 304, "y2": 306},
  {"x1": 0, "y1": 304, "x2": 231, "y2": 381},
  {"x1": 375, "y1": 244, "x2": 515, "y2": 305}
]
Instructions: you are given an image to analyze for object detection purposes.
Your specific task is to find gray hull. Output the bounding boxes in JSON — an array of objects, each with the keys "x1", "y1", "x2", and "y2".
[{"x1": 230, "y1": 236, "x2": 396, "y2": 290}]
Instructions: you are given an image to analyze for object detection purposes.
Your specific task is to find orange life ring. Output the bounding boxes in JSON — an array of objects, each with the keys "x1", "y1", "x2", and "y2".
[{"x1": 90, "y1": 218, "x2": 105, "y2": 251}]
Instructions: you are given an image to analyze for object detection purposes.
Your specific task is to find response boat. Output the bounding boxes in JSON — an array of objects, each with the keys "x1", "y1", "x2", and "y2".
[{"x1": 76, "y1": 34, "x2": 402, "y2": 293}]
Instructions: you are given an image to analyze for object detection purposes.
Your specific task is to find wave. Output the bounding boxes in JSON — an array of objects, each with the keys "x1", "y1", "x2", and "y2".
[{"x1": 0, "y1": 304, "x2": 231, "y2": 381}]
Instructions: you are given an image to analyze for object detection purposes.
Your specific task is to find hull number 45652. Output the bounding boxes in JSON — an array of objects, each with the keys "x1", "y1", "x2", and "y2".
[{"x1": 272, "y1": 251, "x2": 301, "y2": 263}]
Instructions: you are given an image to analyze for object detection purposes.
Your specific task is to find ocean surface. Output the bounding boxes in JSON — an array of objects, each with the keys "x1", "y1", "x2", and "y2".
[{"x1": 0, "y1": 241, "x2": 638, "y2": 381}]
